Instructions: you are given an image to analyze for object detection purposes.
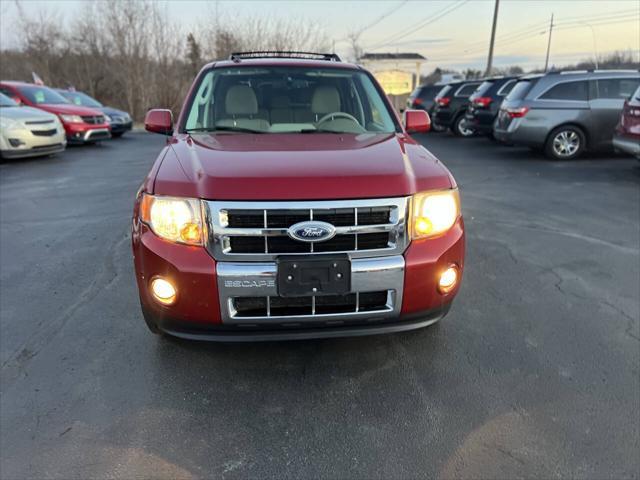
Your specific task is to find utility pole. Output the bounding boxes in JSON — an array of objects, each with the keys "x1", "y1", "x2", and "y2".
[
  {"x1": 485, "y1": 0, "x2": 500, "y2": 77},
  {"x1": 544, "y1": 13, "x2": 554, "y2": 72}
]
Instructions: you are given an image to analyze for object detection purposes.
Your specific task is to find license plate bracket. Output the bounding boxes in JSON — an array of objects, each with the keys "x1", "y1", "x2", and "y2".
[{"x1": 277, "y1": 255, "x2": 351, "y2": 297}]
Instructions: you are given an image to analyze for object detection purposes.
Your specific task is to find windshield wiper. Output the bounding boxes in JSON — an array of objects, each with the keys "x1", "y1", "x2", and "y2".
[{"x1": 186, "y1": 126, "x2": 266, "y2": 134}]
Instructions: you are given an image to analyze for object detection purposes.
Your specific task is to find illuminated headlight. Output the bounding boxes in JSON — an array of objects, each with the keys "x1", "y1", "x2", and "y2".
[
  {"x1": 410, "y1": 188, "x2": 460, "y2": 239},
  {"x1": 59, "y1": 114, "x2": 84, "y2": 124},
  {"x1": 140, "y1": 194, "x2": 205, "y2": 245}
]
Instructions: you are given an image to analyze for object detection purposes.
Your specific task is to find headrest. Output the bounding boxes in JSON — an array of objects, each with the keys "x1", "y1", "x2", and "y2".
[
  {"x1": 225, "y1": 85, "x2": 258, "y2": 115},
  {"x1": 311, "y1": 86, "x2": 341, "y2": 114}
]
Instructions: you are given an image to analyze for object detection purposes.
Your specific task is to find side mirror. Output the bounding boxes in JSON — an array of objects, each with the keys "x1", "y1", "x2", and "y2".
[
  {"x1": 11, "y1": 96, "x2": 22, "y2": 106},
  {"x1": 404, "y1": 109, "x2": 431, "y2": 134},
  {"x1": 144, "y1": 109, "x2": 173, "y2": 135}
]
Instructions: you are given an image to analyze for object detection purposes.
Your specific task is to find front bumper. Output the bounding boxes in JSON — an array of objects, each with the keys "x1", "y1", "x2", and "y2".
[
  {"x1": 109, "y1": 121, "x2": 133, "y2": 134},
  {"x1": 133, "y1": 216, "x2": 465, "y2": 341},
  {"x1": 613, "y1": 133, "x2": 640, "y2": 158},
  {"x1": 65, "y1": 124, "x2": 111, "y2": 143}
]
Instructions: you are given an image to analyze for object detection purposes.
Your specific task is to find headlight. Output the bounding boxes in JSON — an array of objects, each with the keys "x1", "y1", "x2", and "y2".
[
  {"x1": 59, "y1": 114, "x2": 84, "y2": 124},
  {"x1": 410, "y1": 188, "x2": 460, "y2": 239},
  {"x1": 140, "y1": 194, "x2": 205, "y2": 245}
]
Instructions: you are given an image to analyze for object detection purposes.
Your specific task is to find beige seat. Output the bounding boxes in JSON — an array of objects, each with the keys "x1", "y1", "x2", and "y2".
[
  {"x1": 311, "y1": 85, "x2": 341, "y2": 122},
  {"x1": 217, "y1": 85, "x2": 270, "y2": 130}
]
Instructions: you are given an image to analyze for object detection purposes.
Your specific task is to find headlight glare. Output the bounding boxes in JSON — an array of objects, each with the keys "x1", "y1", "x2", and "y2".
[
  {"x1": 140, "y1": 194, "x2": 204, "y2": 245},
  {"x1": 59, "y1": 114, "x2": 83, "y2": 124},
  {"x1": 411, "y1": 188, "x2": 460, "y2": 239}
]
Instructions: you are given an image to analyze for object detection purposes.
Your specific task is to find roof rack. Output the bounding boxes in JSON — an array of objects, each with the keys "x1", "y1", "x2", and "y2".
[
  {"x1": 228, "y1": 51, "x2": 342, "y2": 63},
  {"x1": 547, "y1": 68, "x2": 640, "y2": 75}
]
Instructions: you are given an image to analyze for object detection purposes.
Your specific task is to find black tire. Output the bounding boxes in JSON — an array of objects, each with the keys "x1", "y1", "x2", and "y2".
[
  {"x1": 431, "y1": 122, "x2": 446, "y2": 133},
  {"x1": 452, "y1": 115, "x2": 475, "y2": 137},
  {"x1": 544, "y1": 125, "x2": 586, "y2": 160},
  {"x1": 112, "y1": 132, "x2": 124, "y2": 138}
]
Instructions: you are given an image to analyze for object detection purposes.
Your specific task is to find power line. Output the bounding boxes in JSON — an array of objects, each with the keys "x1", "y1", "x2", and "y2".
[
  {"x1": 429, "y1": 12, "x2": 638, "y2": 62},
  {"x1": 355, "y1": 0, "x2": 408, "y2": 37},
  {"x1": 432, "y1": 8, "x2": 638, "y2": 60},
  {"x1": 366, "y1": 0, "x2": 469, "y2": 50}
]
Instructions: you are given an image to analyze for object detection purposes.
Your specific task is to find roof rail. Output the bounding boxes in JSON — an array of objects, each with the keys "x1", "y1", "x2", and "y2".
[
  {"x1": 229, "y1": 51, "x2": 342, "y2": 63},
  {"x1": 547, "y1": 68, "x2": 640, "y2": 75}
]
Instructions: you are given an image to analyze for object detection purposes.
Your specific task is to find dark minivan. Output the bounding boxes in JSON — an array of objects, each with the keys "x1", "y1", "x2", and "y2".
[
  {"x1": 432, "y1": 80, "x2": 482, "y2": 136},
  {"x1": 465, "y1": 76, "x2": 518, "y2": 137},
  {"x1": 494, "y1": 70, "x2": 640, "y2": 159}
]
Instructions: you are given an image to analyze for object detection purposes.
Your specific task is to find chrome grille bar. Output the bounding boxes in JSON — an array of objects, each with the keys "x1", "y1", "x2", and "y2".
[{"x1": 204, "y1": 197, "x2": 410, "y2": 261}]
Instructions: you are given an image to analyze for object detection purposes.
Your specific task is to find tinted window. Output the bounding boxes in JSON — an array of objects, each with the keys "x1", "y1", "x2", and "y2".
[
  {"x1": 60, "y1": 91, "x2": 103, "y2": 108},
  {"x1": 435, "y1": 85, "x2": 452, "y2": 99},
  {"x1": 591, "y1": 78, "x2": 640, "y2": 100},
  {"x1": 497, "y1": 79, "x2": 517, "y2": 96},
  {"x1": 506, "y1": 80, "x2": 533, "y2": 101},
  {"x1": 18, "y1": 86, "x2": 70, "y2": 105},
  {"x1": 634, "y1": 85, "x2": 640, "y2": 101},
  {"x1": 418, "y1": 86, "x2": 440, "y2": 100},
  {"x1": 474, "y1": 81, "x2": 494, "y2": 97},
  {"x1": 540, "y1": 81, "x2": 588, "y2": 101},
  {"x1": 455, "y1": 83, "x2": 480, "y2": 97}
]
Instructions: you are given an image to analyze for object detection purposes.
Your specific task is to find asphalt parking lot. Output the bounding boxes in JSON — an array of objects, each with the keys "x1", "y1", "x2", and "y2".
[{"x1": 1, "y1": 132, "x2": 638, "y2": 479}]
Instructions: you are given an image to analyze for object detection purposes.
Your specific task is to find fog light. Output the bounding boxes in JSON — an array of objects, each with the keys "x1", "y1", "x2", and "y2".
[
  {"x1": 8, "y1": 138, "x2": 25, "y2": 147},
  {"x1": 438, "y1": 266, "x2": 458, "y2": 294},
  {"x1": 150, "y1": 277, "x2": 176, "y2": 305}
]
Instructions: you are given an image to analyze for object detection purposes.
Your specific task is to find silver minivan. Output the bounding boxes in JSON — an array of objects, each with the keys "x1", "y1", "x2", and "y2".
[{"x1": 493, "y1": 70, "x2": 640, "y2": 160}]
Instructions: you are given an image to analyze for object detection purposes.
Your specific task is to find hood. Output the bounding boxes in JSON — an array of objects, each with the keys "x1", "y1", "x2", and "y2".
[
  {"x1": 36, "y1": 103, "x2": 105, "y2": 116},
  {"x1": 100, "y1": 106, "x2": 129, "y2": 117},
  {"x1": 0, "y1": 105, "x2": 58, "y2": 122},
  {"x1": 153, "y1": 133, "x2": 454, "y2": 200}
]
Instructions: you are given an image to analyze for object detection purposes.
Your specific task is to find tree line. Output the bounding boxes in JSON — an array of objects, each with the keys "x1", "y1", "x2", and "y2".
[{"x1": 0, "y1": 0, "x2": 329, "y2": 121}]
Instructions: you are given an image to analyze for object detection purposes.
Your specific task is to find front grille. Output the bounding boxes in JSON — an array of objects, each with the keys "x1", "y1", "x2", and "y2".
[
  {"x1": 25, "y1": 120, "x2": 55, "y2": 125},
  {"x1": 81, "y1": 115, "x2": 105, "y2": 125},
  {"x1": 206, "y1": 198, "x2": 409, "y2": 261},
  {"x1": 31, "y1": 129, "x2": 57, "y2": 137},
  {"x1": 233, "y1": 291, "x2": 389, "y2": 318}
]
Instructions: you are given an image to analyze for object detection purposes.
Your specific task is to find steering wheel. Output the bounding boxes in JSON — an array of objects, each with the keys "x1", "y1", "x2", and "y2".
[{"x1": 316, "y1": 112, "x2": 360, "y2": 125}]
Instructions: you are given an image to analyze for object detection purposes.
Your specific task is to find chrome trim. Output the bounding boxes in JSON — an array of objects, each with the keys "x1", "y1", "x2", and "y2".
[
  {"x1": 83, "y1": 129, "x2": 111, "y2": 141},
  {"x1": 216, "y1": 255, "x2": 405, "y2": 324},
  {"x1": 204, "y1": 197, "x2": 410, "y2": 261}
]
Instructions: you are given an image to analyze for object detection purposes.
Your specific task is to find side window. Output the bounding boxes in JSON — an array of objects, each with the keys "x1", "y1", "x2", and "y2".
[
  {"x1": 455, "y1": 83, "x2": 479, "y2": 97},
  {"x1": 591, "y1": 78, "x2": 640, "y2": 100},
  {"x1": 0, "y1": 87, "x2": 15, "y2": 98},
  {"x1": 497, "y1": 80, "x2": 516, "y2": 96},
  {"x1": 540, "y1": 81, "x2": 588, "y2": 101}
]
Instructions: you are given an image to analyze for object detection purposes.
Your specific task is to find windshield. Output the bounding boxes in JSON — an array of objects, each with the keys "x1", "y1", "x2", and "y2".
[
  {"x1": 59, "y1": 91, "x2": 102, "y2": 108},
  {"x1": 18, "y1": 86, "x2": 70, "y2": 105},
  {"x1": 0, "y1": 92, "x2": 18, "y2": 107},
  {"x1": 183, "y1": 66, "x2": 399, "y2": 134}
]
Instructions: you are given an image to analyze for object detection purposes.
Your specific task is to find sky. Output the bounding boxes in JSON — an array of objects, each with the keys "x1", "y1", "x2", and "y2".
[{"x1": 1, "y1": 0, "x2": 639, "y2": 72}]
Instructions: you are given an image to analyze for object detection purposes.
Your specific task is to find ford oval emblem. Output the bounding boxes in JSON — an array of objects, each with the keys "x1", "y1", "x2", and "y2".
[{"x1": 287, "y1": 221, "x2": 336, "y2": 243}]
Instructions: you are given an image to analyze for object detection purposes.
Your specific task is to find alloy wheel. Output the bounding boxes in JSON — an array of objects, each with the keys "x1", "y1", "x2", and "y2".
[{"x1": 552, "y1": 130, "x2": 580, "y2": 158}]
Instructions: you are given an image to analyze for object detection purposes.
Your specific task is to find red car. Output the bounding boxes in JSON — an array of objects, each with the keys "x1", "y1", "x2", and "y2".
[
  {"x1": 132, "y1": 52, "x2": 465, "y2": 341},
  {"x1": 613, "y1": 85, "x2": 640, "y2": 159},
  {"x1": 0, "y1": 81, "x2": 111, "y2": 143}
]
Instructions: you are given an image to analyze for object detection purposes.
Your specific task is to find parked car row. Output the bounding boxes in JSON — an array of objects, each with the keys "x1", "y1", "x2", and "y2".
[
  {"x1": 0, "y1": 81, "x2": 132, "y2": 160},
  {"x1": 409, "y1": 69, "x2": 640, "y2": 160}
]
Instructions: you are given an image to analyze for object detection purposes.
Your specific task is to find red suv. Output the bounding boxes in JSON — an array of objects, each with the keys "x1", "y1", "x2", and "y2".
[
  {"x1": 0, "y1": 82, "x2": 111, "y2": 143},
  {"x1": 613, "y1": 85, "x2": 640, "y2": 159},
  {"x1": 132, "y1": 52, "x2": 465, "y2": 341}
]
